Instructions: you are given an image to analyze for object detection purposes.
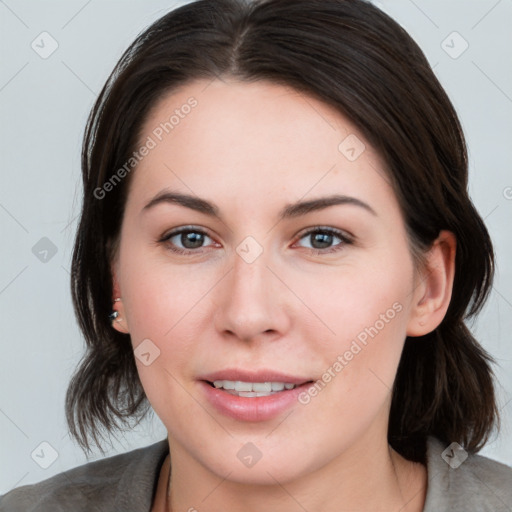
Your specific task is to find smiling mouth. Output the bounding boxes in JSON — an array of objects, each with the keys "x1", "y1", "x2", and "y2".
[{"x1": 205, "y1": 379, "x2": 314, "y2": 398}]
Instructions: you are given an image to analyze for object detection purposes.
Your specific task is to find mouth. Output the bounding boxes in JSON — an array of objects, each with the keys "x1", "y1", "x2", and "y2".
[
  {"x1": 204, "y1": 379, "x2": 314, "y2": 397},
  {"x1": 197, "y1": 370, "x2": 316, "y2": 421}
]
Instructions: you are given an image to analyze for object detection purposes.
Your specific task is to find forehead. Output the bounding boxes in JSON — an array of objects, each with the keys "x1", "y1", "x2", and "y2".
[{"x1": 127, "y1": 78, "x2": 394, "y2": 218}]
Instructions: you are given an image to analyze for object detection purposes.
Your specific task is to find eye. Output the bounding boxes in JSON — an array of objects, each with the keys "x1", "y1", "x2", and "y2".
[
  {"x1": 158, "y1": 225, "x2": 353, "y2": 256},
  {"x1": 159, "y1": 226, "x2": 216, "y2": 255},
  {"x1": 294, "y1": 226, "x2": 352, "y2": 254}
]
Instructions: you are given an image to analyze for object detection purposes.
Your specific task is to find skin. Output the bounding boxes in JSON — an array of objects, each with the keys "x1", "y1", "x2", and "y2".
[{"x1": 110, "y1": 79, "x2": 456, "y2": 512}]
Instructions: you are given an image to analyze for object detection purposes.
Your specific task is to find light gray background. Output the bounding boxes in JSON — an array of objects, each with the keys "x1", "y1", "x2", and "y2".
[{"x1": 1, "y1": 0, "x2": 511, "y2": 494}]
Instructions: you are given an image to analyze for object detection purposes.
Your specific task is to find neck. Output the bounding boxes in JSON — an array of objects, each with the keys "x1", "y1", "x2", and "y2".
[{"x1": 162, "y1": 431, "x2": 427, "y2": 512}]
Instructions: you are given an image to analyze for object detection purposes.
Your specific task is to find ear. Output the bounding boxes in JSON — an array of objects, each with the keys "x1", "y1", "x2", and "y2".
[
  {"x1": 110, "y1": 261, "x2": 130, "y2": 335},
  {"x1": 406, "y1": 230, "x2": 456, "y2": 337}
]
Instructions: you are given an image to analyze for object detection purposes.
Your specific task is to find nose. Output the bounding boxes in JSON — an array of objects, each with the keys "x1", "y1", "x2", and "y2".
[{"x1": 213, "y1": 243, "x2": 291, "y2": 343}]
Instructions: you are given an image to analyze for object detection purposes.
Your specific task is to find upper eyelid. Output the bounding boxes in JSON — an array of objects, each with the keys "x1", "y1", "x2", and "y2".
[
  {"x1": 295, "y1": 225, "x2": 352, "y2": 239},
  {"x1": 161, "y1": 225, "x2": 214, "y2": 241}
]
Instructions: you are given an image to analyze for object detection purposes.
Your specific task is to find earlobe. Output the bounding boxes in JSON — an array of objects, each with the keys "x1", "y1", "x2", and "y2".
[
  {"x1": 110, "y1": 263, "x2": 130, "y2": 335},
  {"x1": 406, "y1": 230, "x2": 456, "y2": 337}
]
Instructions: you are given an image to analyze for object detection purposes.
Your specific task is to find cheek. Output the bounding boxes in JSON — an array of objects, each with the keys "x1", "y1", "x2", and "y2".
[
  {"x1": 118, "y1": 249, "x2": 218, "y2": 398},
  {"x1": 120, "y1": 244, "x2": 213, "y2": 339},
  {"x1": 302, "y1": 259, "x2": 412, "y2": 410},
  {"x1": 121, "y1": 258, "x2": 204, "y2": 422},
  {"x1": 313, "y1": 260, "x2": 410, "y2": 348}
]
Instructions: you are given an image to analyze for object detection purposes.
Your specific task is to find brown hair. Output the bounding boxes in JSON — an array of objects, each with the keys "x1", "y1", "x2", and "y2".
[{"x1": 66, "y1": 0, "x2": 499, "y2": 461}]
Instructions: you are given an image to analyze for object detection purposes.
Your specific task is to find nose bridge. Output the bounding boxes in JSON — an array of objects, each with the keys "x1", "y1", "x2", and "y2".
[
  {"x1": 229, "y1": 231, "x2": 271, "y2": 292},
  {"x1": 213, "y1": 234, "x2": 289, "y2": 341},
  {"x1": 229, "y1": 237, "x2": 272, "y2": 313},
  {"x1": 233, "y1": 237, "x2": 267, "y2": 293}
]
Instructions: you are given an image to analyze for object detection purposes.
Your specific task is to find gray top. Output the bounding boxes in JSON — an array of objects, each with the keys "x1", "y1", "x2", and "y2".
[{"x1": 1, "y1": 436, "x2": 511, "y2": 511}]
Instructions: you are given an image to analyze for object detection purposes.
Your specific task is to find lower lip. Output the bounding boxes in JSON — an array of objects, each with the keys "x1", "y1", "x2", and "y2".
[{"x1": 199, "y1": 381, "x2": 313, "y2": 422}]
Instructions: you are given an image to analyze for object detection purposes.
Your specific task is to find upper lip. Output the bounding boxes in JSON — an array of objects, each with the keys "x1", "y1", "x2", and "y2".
[{"x1": 198, "y1": 369, "x2": 313, "y2": 385}]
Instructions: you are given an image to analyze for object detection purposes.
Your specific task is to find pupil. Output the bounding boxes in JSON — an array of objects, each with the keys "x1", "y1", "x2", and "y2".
[
  {"x1": 313, "y1": 232, "x2": 332, "y2": 249},
  {"x1": 183, "y1": 232, "x2": 203, "y2": 249}
]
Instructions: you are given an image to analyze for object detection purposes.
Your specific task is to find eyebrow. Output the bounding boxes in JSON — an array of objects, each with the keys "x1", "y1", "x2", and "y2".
[{"x1": 141, "y1": 189, "x2": 377, "y2": 220}]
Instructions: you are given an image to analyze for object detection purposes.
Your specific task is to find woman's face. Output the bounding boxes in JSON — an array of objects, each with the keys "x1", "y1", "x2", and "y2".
[{"x1": 112, "y1": 79, "x2": 427, "y2": 483}]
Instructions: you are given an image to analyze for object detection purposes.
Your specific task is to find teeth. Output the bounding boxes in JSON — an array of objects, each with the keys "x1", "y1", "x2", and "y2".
[
  {"x1": 214, "y1": 380, "x2": 235, "y2": 389},
  {"x1": 235, "y1": 381, "x2": 253, "y2": 392},
  {"x1": 212, "y1": 380, "x2": 298, "y2": 394},
  {"x1": 252, "y1": 382, "x2": 271, "y2": 392},
  {"x1": 225, "y1": 391, "x2": 276, "y2": 397}
]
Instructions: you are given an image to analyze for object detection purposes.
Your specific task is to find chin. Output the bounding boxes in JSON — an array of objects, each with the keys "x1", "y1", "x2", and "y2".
[{"x1": 191, "y1": 439, "x2": 316, "y2": 486}]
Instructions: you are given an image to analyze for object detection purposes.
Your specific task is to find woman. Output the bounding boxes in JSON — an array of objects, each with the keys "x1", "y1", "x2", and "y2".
[{"x1": 2, "y1": 0, "x2": 511, "y2": 511}]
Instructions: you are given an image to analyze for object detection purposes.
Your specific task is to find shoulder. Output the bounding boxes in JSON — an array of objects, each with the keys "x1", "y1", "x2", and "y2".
[
  {"x1": 423, "y1": 436, "x2": 512, "y2": 512},
  {"x1": 0, "y1": 438, "x2": 169, "y2": 512}
]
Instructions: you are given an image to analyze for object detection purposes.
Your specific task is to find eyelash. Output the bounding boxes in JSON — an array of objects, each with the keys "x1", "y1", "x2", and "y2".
[{"x1": 158, "y1": 225, "x2": 353, "y2": 256}]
